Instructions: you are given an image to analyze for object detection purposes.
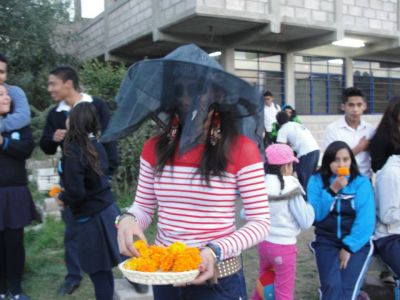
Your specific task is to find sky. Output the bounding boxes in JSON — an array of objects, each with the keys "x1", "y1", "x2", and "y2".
[{"x1": 81, "y1": 0, "x2": 104, "y2": 18}]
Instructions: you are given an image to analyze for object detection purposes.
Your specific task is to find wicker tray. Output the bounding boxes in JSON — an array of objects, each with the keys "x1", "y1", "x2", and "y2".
[{"x1": 118, "y1": 261, "x2": 200, "y2": 285}]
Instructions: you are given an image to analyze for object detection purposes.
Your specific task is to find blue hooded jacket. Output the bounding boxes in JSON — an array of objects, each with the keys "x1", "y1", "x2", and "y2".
[{"x1": 307, "y1": 173, "x2": 375, "y2": 253}]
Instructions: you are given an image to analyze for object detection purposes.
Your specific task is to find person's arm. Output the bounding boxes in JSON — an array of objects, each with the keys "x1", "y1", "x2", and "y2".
[
  {"x1": 39, "y1": 111, "x2": 61, "y2": 155},
  {"x1": 276, "y1": 125, "x2": 288, "y2": 144},
  {"x1": 289, "y1": 193, "x2": 315, "y2": 229},
  {"x1": 370, "y1": 132, "x2": 390, "y2": 172},
  {"x1": 307, "y1": 174, "x2": 336, "y2": 222},
  {"x1": 342, "y1": 178, "x2": 375, "y2": 253},
  {"x1": 1, "y1": 86, "x2": 31, "y2": 133},
  {"x1": 212, "y1": 139, "x2": 270, "y2": 261},
  {"x1": 376, "y1": 167, "x2": 400, "y2": 225},
  {"x1": 59, "y1": 147, "x2": 86, "y2": 207},
  {"x1": 0, "y1": 126, "x2": 35, "y2": 160}
]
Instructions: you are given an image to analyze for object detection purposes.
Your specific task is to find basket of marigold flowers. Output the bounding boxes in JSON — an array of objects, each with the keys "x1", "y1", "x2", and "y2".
[{"x1": 119, "y1": 240, "x2": 202, "y2": 285}]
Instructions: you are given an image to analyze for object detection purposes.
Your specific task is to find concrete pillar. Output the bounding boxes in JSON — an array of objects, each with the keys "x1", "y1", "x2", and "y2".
[
  {"x1": 345, "y1": 57, "x2": 353, "y2": 87},
  {"x1": 74, "y1": 0, "x2": 82, "y2": 20},
  {"x1": 284, "y1": 53, "x2": 295, "y2": 106},
  {"x1": 220, "y1": 48, "x2": 235, "y2": 73}
]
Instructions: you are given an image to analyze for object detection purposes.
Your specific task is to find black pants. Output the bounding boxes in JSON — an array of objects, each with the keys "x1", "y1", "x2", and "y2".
[{"x1": 0, "y1": 228, "x2": 25, "y2": 295}]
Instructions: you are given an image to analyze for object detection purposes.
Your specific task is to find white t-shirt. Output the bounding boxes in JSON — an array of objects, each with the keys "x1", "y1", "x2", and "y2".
[
  {"x1": 324, "y1": 116, "x2": 375, "y2": 178},
  {"x1": 277, "y1": 122, "x2": 320, "y2": 158},
  {"x1": 264, "y1": 103, "x2": 280, "y2": 132}
]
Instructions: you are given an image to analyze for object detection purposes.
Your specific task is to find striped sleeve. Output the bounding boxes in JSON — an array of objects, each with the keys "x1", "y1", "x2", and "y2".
[
  {"x1": 215, "y1": 138, "x2": 270, "y2": 260},
  {"x1": 128, "y1": 156, "x2": 158, "y2": 230}
]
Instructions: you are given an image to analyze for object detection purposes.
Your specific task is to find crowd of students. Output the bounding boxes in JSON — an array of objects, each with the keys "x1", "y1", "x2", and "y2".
[{"x1": 0, "y1": 44, "x2": 399, "y2": 300}]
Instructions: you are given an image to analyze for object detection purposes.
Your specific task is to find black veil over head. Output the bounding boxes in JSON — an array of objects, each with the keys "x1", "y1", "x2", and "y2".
[{"x1": 102, "y1": 44, "x2": 264, "y2": 156}]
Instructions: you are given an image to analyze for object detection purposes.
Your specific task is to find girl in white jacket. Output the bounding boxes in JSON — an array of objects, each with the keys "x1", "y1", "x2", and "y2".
[{"x1": 251, "y1": 144, "x2": 315, "y2": 300}]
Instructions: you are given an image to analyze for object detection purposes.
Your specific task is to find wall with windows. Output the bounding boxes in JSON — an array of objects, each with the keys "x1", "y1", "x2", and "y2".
[
  {"x1": 234, "y1": 51, "x2": 285, "y2": 103},
  {"x1": 294, "y1": 56, "x2": 344, "y2": 115},
  {"x1": 353, "y1": 61, "x2": 400, "y2": 113}
]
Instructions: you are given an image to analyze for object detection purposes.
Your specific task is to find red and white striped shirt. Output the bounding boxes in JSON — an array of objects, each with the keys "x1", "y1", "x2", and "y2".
[{"x1": 128, "y1": 135, "x2": 270, "y2": 260}]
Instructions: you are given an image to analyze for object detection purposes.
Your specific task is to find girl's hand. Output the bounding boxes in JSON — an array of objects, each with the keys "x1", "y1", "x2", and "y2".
[
  {"x1": 117, "y1": 216, "x2": 147, "y2": 257},
  {"x1": 187, "y1": 247, "x2": 217, "y2": 285},
  {"x1": 339, "y1": 248, "x2": 351, "y2": 269},
  {"x1": 330, "y1": 176, "x2": 348, "y2": 194},
  {"x1": 0, "y1": 133, "x2": 3, "y2": 146}
]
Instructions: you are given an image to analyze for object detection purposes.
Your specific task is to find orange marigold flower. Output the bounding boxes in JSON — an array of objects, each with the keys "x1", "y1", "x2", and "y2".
[{"x1": 49, "y1": 185, "x2": 61, "y2": 197}]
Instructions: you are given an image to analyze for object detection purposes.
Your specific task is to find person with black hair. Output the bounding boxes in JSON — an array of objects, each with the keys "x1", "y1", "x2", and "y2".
[
  {"x1": 0, "y1": 84, "x2": 35, "y2": 300},
  {"x1": 0, "y1": 54, "x2": 30, "y2": 134},
  {"x1": 369, "y1": 96, "x2": 400, "y2": 172},
  {"x1": 275, "y1": 111, "x2": 320, "y2": 190},
  {"x1": 56, "y1": 102, "x2": 120, "y2": 300},
  {"x1": 39, "y1": 65, "x2": 119, "y2": 296},
  {"x1": 307, "y1": 141, "x2": 375, "y2": 300},
  {"x1": 324, "y1": 87, "x2": 375, "y2": 178},
  {"x1": 263, "y1": 91, "x2": 280, "y2": 146}
]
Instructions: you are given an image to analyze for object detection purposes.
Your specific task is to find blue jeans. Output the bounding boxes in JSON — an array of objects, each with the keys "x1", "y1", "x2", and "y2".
[
  {"x1": 153, "y1": 268, "x2": 247, "y2": 300},
  {"x1": 62, "y1": 207, "x2": 82, "y2": 285}
]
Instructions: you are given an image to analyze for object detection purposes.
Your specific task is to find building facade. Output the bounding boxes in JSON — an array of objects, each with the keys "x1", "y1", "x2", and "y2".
[{"x1": 74, "y1": 0, "x2": 399, "y2": 123}]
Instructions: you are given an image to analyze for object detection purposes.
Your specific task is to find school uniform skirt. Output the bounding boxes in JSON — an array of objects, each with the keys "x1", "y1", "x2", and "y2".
[
  {"x1": 76, "y1": 202, "x2": 122, "y2": 274},
  {"x1": 0, "y1": 185, "x2": 37, "y2": 231}
]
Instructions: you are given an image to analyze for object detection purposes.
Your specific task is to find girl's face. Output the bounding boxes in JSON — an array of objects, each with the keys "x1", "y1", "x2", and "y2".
[
  {"x1": 284, "y1": 108, "x2": 293, "y2": 117},
  {"x1": 330, "y1": 148, "x2": 351, "y2": 175},
  {"x1": 0, "y1": 85, "x2": 11, "y2": 115}
]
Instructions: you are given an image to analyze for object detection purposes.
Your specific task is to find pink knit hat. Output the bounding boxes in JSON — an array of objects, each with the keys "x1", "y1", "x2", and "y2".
[{"x1": 265, "y1": 144, "x2": 299, "y2": 165}]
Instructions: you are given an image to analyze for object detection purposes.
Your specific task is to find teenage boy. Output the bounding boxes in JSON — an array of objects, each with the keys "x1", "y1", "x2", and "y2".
[
  {"x1": 263, "y1": 91, "x2": 280, "y2": 146},
  {"x1": 40, "y1": 65, "x2": 119, "y2": 296},
  {"x1": 276, "y1": 111, "x2": 320, "y2": 190},
  {"x1": 0, "y1": 54, "x2": 30, "y2": 133},
  {"x1": 324, "y1": 87, "x2": 375, "y2": 178}
]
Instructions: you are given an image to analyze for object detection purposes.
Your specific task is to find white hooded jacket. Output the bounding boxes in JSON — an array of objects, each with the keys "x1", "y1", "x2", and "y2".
[
  {"x1": 374, "y1": 155, "x2": 400, "y2": 240},
  {"x1": 265, "y1": 174, "x2": 315, "y2": 245}
]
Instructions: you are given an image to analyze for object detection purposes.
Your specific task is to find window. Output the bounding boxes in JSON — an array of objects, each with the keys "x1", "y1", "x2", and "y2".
[
  {"x1": 234, "y1": 51, "x2": 284, "y2": 103},
  {"x1": 295, "y1": 56, "x2": 344, "y2": 114},
  {"x1": 353, "y1": 60, "x2": 400, "y2": 113}
]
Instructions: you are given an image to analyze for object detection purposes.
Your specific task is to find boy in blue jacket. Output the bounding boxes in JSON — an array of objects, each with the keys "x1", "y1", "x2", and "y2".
[{"x1": 307, "y1": 141, "x2": 375, "y2": 300}]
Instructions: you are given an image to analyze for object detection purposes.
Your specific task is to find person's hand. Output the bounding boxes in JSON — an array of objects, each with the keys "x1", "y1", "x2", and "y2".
[
  {"x1": 339, "y1": 248, "x2": 351, "y2": 269},
  {"x1": 53, "y1": 129, "x2": 67, "y2": 142},
  {"x1": 55, "y1": 194, "x2": 64, "y2": 208},
  {"x1": 117, "y1": 216, "x2": 147, "y2": 257},
  {"x1": 0, "y1": 133, "x2": 3, "y2": 146},
  {"x1": 353, "y1": 136, "x2": 369, "y2": 154},
  {"x1": 330, "y1": 176, "x2": 348, "y2": 194},
  {"x1": 186, "y1": 247, "x2": 217, "y2": 286}
]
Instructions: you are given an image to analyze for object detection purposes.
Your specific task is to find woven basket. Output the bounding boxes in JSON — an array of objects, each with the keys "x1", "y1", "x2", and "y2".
[{"x1": 118, "y1": 261, "x2": 199, "y2": 285}]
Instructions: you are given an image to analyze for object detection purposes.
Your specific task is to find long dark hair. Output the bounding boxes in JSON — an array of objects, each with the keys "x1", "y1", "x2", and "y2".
[
  {"x1": 155, "y1": 104, "x2": 238, "y2": 185},
  {"x1": 375, "y1": 96, "x2": 400, "y2": 152},
  {"x1": 63, "y1": 102, "x2": 103, "y2": 176},
  {"x1": 319, "y1": 141, "x2": 359, "y2": 188},
  {"x1": 266, "y1": 164, "x2": 285, "y2": 190}
]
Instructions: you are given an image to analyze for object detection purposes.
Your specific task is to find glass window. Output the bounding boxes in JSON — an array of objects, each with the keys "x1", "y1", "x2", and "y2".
[
  {"x1": 295, "y1": 55, "x2": 344, "y2": 114},
  {"x1": 234, "y1": 51, "x2": 285, "y2": 103}
]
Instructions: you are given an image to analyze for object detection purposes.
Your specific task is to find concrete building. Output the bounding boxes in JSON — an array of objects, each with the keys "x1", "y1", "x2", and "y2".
[{"x1": 73, "y1": 0, "x2": 398, "y2": 144}]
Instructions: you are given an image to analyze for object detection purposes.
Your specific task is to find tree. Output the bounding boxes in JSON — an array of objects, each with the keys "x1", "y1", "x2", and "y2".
[{"x1": 0, "y1": 0, "x2": 77, "y2": 110}]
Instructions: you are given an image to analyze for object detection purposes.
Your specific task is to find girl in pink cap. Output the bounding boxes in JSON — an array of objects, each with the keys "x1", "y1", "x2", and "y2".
[{"x1": 252, "y1": 144, "x2": 315, "y2": 300}]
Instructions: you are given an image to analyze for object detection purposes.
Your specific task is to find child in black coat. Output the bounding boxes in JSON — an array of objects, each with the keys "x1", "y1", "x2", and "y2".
[{"x1": 58, "y1": 102, "x2": 120, "y2": 300}]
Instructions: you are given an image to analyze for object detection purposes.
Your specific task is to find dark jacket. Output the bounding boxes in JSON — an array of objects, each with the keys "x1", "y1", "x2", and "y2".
[
  {"x1": 39, "y1": 97, "x2": 119, "y2": 175},
  {"x1": 0, "y1": 126, "x2": 35, "y2": 186},
  {"x1": 60, "y1": 139, "x2": 115, "y2": 218},
  {"x1": 370, "y1": 130, "x2": 400, "y2": 172}
]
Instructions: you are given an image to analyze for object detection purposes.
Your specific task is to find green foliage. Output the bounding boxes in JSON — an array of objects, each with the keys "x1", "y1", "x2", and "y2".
[
  {"x1": 0, "y1": 0, "x2": 78, "y2": 110},
  {"x1": 80, "y1": 59, "x2": 127, "y2": 109}
]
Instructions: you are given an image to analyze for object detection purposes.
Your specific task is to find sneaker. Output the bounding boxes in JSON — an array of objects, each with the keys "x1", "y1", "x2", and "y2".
[{"x1": 9, "y1": 293, "x2": 30, "y2": 300}]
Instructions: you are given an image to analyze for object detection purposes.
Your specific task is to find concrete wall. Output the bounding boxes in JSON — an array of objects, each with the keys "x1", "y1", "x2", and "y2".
[
  {"x1": 343, "y1": 0, "x2": 398, "y2": 33},
  {"x1": 281, "y1": 0, "x2": 335, "y2": 26}
]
